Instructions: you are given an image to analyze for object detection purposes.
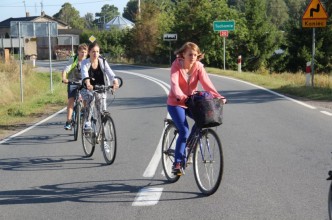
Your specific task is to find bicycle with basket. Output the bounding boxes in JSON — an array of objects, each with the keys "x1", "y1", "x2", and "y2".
[{"x1": 161, "y1": 91, "x2": 225, "y2": 196}]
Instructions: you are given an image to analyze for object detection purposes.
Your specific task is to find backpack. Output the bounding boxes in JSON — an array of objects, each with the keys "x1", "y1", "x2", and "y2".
[{"x1": 67, "y1": 55, "x2": 78, "y2": 75}]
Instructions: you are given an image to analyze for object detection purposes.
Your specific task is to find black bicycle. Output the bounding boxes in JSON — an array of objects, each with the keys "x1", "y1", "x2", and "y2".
[
  {"x1": 327, "y1": 168, "x2": 332, "y2": 219},
  {"x1": 81, "y1": 76, "x2": 123, "y2": 165},
  {"x1": 67, "y1": 81, "x2": 83, "y2": 141},
  {"x1": 161, "y1": 97, "x2": 224, "y2": 196}
]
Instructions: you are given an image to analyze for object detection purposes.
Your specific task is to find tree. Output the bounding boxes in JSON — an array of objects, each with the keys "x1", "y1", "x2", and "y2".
[
  {"x1": 242, "y1": 0, "x2": 283, "y2": 72},
  {"x1": 127, "y1": 0, "x2": 175, "y2": 63},
  {"x1": 95, "y1": 4, "x2": 120, "y2": 29},
  {"x1": 53, "y1": 3, "x2": 85, "y2": 29},
  {"x1": 84, "y1": 13, "x2": 97, "y2": 29},
  {"x1": 123, "y1": 0, "x2": 138, "y2": 22},
  {"x1": 267, "y1": 0, "x2": 289, "y2": 30}
]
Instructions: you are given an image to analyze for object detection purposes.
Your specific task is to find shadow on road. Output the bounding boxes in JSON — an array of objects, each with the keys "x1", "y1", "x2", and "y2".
[{"x1": 0, "y1": 155, "x2": 102, "y2": 171}]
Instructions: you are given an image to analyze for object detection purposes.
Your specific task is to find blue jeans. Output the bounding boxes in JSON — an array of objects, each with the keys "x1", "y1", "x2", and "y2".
[{"x1": 167, "y1": 105, "x2": 195, "y2": 164}]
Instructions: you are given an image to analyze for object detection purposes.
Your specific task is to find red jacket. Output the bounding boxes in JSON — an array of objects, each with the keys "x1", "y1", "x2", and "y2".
[{"x1": 167, "y1": 58, "x2": 224, "y2": 108}]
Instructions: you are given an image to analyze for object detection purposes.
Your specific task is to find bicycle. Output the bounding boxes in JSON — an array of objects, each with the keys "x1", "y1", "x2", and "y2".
[
  {"x1": 66, "y1": 81, "x2": 83, "y2": 141},
  {"x1": 327, "y1": 166, "x2": 332, "y2": 219},
  {"x1": 161, "y1": 98, "x2": 224, "y2": 196},
  {"x1": 81, "y1": 76, "x2": 123, "y2": 165}
]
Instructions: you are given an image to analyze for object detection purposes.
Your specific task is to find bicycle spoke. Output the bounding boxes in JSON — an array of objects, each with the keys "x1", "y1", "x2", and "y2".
[
  {"x1": 101, "y1": 115, "x2": 116, "y2": 165},
  {"x1": 161, "y1": 122, "x2": 180, "y2": 183},
  {"x1": 194, "y1": 129, "x2": 223, "y2": 195}
]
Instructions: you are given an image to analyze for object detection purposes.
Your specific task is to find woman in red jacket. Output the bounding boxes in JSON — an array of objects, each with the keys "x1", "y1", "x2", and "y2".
[{"x1": 167, "y1": 42, "x2": 227, "y2": 175}]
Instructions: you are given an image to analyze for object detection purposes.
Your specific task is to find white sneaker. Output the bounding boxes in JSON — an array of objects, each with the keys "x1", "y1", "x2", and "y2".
[{"x1": 84, "y1": 121, "x2": 92, "y2": 131}]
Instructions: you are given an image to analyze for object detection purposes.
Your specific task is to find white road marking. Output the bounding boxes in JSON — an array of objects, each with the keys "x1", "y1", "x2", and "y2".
[
  {"x1": 211, "y1": 74, "x2": 317, "y2": 110},
  {"x1": 0, "y1": 108, "x2": 66, "y2": 144},
  {"x1": 321, "y1": 111, "x2": 332, "y2": 116},
  {"x1": 132, "y1": 187, "x2": 163, "y2": 206},
  {"x1": 117, "y1": 70, "x2": 171, "y2": 178}
]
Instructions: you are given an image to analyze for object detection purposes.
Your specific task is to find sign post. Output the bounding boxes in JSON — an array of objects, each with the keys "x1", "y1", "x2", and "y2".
[
  {"x1": 10, "y1": 21, "x2": 58, "y2": 99},
  {"x1": 163, "y1": 34, "x2": 177, "y2": 66},
  {"x1": 213, "y1": 21, "x2": 235, "y2": 70},
  {"x1": 302, "y1": 0, "x2": 328, "y2": 87}
]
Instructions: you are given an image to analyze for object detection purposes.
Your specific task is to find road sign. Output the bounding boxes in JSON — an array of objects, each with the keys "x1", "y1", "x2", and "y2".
[
  {"x1": 10, "y1": 21, "x2": 58, "y2": 37},
  {"x1": 302, "y1": 0, "x2": 328, "y2": 28},
  {"x1": 163, "y1": 33, "x2": 177, "y2": 41},
  {"x1": 219, "y1": 31, "x2": 228, "y2": 38},
  {"x1": 213, "y1": 21, "x2": 235, "y2": 31},
  {"x1": 89, "y1": 35, "x2": 96, "y2": 43}
]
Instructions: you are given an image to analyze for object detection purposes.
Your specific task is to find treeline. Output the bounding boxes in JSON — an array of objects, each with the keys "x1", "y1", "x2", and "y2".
[{"x1": 56, "y1": 0, "x2": 332, "y2": 73}]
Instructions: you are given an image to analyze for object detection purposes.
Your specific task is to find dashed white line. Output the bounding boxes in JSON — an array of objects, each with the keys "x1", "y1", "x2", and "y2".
[
  {"x1": 118, "y1": 71, "x2": 170, "y2": 207},
  {"x1": 132, "y1": 187, "x2": 163, "y2": 206}
]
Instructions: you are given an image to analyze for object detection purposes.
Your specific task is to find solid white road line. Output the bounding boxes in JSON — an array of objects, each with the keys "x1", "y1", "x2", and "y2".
[
  {"x1": 0, "y1": 108, "x2": 66, "y2": 144},
  {"x1": 117, "y1": 70, "x2": 170, "y2": 178},
  {"x1": 321, "y1": 111, "x2": 332, "y2": 116}
]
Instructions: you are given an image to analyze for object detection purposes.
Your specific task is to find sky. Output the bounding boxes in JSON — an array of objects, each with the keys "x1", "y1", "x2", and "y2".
[{"x1": 0, "y1": 0, "x2": 129, "y2": 22}]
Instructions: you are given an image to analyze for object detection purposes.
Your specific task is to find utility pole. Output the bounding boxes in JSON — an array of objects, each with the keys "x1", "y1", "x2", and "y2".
[
  {"x1": 138, "y1": 0, "x2": 141, "y2": 14},
  {"x1": 23, "y1": 0, "x2": 27, "y2": 15}
]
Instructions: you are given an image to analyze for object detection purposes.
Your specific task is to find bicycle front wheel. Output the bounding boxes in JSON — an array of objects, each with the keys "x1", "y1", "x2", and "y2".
[
  {"x1": 329, "y1": 181, "x2": 332, "y2": 220},
  {"x1": 161, "y1": 121, "x2": 180, "y2": 183},
  {"x1": 73, "y1": 103, "x2": 81, "y2": 141},
  {"x1": 101, "y1": 115, "x2": 117, "y2": 165},
  {"x1": 193, "y1": 128, "x2": 223, "y2": 196},
  {"x1": 81, "y1": 117, "x2": 96, "y2": 157}
]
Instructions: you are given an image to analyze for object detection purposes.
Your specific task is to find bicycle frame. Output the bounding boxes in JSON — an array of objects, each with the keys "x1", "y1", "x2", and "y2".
[{"x1": 164, "y1": 119, "x2": 203, "y2": 168}]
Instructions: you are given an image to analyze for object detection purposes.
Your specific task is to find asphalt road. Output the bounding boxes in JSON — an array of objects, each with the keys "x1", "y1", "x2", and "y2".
[{"x1": 1, "y1": 64, "x2": 332, "y2": 220}]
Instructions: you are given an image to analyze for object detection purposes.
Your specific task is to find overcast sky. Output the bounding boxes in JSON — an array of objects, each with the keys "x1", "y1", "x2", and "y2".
[{"x1": 0, "y1": 0, "x2": 129, "y2": 22}]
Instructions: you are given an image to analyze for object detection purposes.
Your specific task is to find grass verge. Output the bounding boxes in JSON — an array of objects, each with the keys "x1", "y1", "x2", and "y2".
[
  {"x1": 0, "y1": 61, "x2": 66, "y2": 137},
  {"x1": 206, "y1": 68, "x2": 332, "y2": 101}
]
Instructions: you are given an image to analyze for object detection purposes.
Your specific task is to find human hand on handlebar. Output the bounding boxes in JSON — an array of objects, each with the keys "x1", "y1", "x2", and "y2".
[
  {"x1": 85, "y1": 80, "x2": 94, "y2": 91},
  {"x1": 62, "y1": 79, "x2": 69, "y2": 84},
  {"x1": 219, "y1": 97, "x2": 227, "y2": 104},
  {"x1": 112, "y1": 79, "x2": 119, "y2": 91}
]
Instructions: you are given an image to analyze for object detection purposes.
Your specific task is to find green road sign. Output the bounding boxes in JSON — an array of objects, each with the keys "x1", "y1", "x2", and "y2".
[{"x1": 213, "y1": 21, "x2": 235, "y2": 31}]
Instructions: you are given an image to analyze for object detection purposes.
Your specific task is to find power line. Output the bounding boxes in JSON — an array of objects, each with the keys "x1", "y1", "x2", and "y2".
[{"x1": 0, "y1": 0, "x2": 110, "y2": 7}]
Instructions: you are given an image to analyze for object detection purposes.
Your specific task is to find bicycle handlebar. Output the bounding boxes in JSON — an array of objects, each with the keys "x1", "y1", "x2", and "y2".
[{"x1": 82, "y1": 76, "x2": 123, "y2": 92}]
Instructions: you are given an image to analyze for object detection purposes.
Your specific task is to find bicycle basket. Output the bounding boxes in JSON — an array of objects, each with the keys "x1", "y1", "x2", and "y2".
[{"x1": 186, "y1": 91, "x2": 223, "y2": 128}]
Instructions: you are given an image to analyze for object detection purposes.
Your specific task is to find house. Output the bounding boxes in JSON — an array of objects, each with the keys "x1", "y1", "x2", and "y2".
[{"x1": 0, "y1": 12, "x2": 81, "y2": 60}]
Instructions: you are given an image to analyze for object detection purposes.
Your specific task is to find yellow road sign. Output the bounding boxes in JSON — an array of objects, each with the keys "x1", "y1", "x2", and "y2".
[
  {"x1": 302, "y1": 0, "x2": 328, "y2": 28},
  {"x1": 89, "y1": 35, "x2": 96, "y2": 43}
]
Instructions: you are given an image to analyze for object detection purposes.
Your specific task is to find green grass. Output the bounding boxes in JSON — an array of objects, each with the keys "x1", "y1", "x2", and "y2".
[
  {"x1": 206, "y1": 68, "x2": 332, "y2": 101},
  {"x1": 0, "y1": 61, "x2": 66, "y2": 135}
]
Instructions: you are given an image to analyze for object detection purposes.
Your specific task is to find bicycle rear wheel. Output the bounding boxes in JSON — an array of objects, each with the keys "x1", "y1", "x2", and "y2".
[
  {"x1": 73, "y1": 103, "x2": 81, "y2": 141},
  {"x1": 101, "y1": 114, "x2": 117, "y2": 165},
  {"x1": 161, "y1": 121, "x2": 180, "y2": 183},
  {"x1": 193, "y1": 128, "x2": 223, "y2": 196},
  {"x1": 81, "y1": 117, "x2": 96, "y2": 157}
]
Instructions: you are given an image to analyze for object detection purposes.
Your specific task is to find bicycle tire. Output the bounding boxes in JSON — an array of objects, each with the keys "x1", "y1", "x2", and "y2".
[
  {"x1": 81, "y1": 115, "x2": 96, "y2": 157},
  {"x1": 73, "y1": 103, "x2": 81, "y2": 141},
  {"x1": 329, "y1": 181, "x2": 332, "y2": 220},
  {"x1": 161, "y1": 121, "x2": 180, "y2": 183},
  {"x1": 115, "y1": 76, "x2": 123, "y2": 88},
  {"x1": 193, "y1": 128, "x2": 223, "y2": 196},
  {"x1": 101, "y1": 114, "x2": 117, "y2": 165}
]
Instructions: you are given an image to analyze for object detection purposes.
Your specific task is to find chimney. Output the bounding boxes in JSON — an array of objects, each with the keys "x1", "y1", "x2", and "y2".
[
  {"x1": 41, "y1": 11, "x2": 45, "y2": 17},
  {"x1": 26, "y1": 12, "x2": 30, "y2": 17}
]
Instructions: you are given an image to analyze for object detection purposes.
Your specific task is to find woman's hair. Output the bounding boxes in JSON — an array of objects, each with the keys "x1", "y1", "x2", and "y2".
[
  {"x1": 174, "y1": 42, "x2": 204, "y2": 60},
  {"x1": 88, "y1": 42, "x2": 100, "y2": 52},
  {"x1": 77, "y1": 43, "x2": 88, "y2": 52}
]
